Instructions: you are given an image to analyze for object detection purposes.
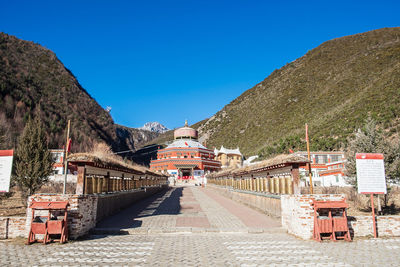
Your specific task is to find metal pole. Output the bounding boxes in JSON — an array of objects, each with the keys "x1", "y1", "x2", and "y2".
[
  {"x1": 371, "y1": 194, "x2": 377, "y2": 238},
  {"x1": 306, "y1": 123, "x2": 314, "y2": 194},
  {"x1": 63, "y1": 120, "x2": 71, "y2": 195}
]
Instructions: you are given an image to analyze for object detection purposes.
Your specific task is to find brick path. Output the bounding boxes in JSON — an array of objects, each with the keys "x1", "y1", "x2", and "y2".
[
  {"x1": 1, "y1": 185, "x2": 400, "y2": 266},
  {"x1": 96, "y1": 186, "x2": 279, "y2": 233},
  {"x1": 201, "y1": 187, "x2": 281, "y2": 229}
]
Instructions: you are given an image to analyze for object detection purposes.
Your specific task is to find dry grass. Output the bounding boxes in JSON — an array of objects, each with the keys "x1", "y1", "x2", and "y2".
[
  {"x1": 247, "y1": 154, "x2": 309, "y2": 172},
  {"x1": 0, "y1": 188, "x2": 26, "y2": 216},
  {"x1": 69, "y1": 142, "x2": 155, "y2": 175},
  {"x1": 91, "y1": 142, "x2": 116, "y2": 159},
  {"x1": 0, "y1": 182, "x2": 77, "y2": 217}
]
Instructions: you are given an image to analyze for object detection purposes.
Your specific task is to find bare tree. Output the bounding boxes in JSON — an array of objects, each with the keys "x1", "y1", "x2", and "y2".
[{"x1": 345, "y1": 117, "x2": 399, "y2": 186}]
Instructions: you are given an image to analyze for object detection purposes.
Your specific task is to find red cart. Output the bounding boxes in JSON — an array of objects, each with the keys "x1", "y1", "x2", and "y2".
[
  {"x1": 27, "y1": 201, "x2": 69, "y2": 245},
  {"x1": 312, "y1": 199, "x2": 351, "y2": 242}
]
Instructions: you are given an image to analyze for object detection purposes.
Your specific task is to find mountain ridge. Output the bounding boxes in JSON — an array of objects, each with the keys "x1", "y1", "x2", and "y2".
[
  {"x1": 195, "y1": 27, "x2": 400, "y2": 157},
  {"x1": 0, "y1": 32, "x2": 159, "y2": 156},
  {"x1": 139, "y1": 122, "x2": 169, "y2": 133}
]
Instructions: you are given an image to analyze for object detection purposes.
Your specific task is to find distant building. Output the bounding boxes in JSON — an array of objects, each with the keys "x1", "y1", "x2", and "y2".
[
  {"x1": 150, "y1": 121, "x2": 221, "y2": 182},
  {"x1": 49, "y1": 149, "x2": 77, "y2": 175},
  {"x1": 214, "y1": 146, "x2": 243, "y2": 168},
  {"x1": 50, "y1": 149, "x2": 65, "y2": 174},
  {"x1": 294, "y1": 151, "x2": 348, "y2": 187}
]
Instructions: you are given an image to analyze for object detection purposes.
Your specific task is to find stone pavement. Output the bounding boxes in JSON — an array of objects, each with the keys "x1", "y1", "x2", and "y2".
[
  {"x1": 1, "y1": 185, "x2": 400, "y2": 266},
  {"x1": 95, "y1": 186, "x2": 279, "y2": 234}
]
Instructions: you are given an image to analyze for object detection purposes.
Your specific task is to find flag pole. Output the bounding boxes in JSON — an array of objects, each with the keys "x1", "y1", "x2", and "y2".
[
  {"x1": 63, "y1": 120, "x2": 71, "y2": 195},
  {"x1": 306, "y1": 123, "x2": 314, "y2": 194}
]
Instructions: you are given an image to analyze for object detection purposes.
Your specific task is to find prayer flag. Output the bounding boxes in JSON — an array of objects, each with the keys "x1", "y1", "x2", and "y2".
[{"x1": 67, "y1": 138, "x2": 72, "y2": 153}]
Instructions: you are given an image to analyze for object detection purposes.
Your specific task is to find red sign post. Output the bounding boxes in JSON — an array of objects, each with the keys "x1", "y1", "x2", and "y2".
[{"x1": 356, "y1": 153, "x2": 386, "y2": 238}]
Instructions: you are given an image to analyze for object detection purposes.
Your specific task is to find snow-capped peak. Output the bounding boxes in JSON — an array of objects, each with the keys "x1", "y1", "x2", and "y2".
[{"x1": 139, "y1": 122, "x2": 169, "y2": 133}]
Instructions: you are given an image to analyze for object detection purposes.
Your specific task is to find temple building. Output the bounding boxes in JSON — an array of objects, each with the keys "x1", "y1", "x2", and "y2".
[
  {"x1": 150, "y1": 121, "x2": 221, "y2": 182},
  {"x1": 214, "y1": 146, "x2": 243, "y2": 168}
]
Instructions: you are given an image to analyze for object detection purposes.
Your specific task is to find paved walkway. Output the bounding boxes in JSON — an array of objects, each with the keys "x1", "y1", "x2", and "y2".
[
  {"x1": 1, "y1": 185, "x2": 400, "y2": 266},
  {"x1": 96, "y1": 186, "x2": 280, "y2": 234}
]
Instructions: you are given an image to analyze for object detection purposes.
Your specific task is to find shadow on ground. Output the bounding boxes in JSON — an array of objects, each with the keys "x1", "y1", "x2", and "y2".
[{"x1": 94, "y1": 187, "x2": 183, "y2": 231}]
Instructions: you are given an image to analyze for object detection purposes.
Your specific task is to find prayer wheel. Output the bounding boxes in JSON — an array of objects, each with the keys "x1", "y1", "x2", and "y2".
[
  {"x1": 274, "y1": 177, "x2": 280, "y2": 194},
  {"x1": 279, "y1": 177, "x2": 286, "y2": 194},
  {"x1": 286, "y1": 177, "x2": 293, "y2": 195},
  {"x1": 269, "y1": 178, "x2": 274, "y2": 193}
]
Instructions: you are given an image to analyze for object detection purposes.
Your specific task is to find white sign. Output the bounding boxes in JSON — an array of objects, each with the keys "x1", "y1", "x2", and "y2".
[
  {"x1": 0, "y1": 150, "x2": 14, "y2": 193},
  {"x1": 356, "y1": 153, "x2": 386, "y2": 194}
]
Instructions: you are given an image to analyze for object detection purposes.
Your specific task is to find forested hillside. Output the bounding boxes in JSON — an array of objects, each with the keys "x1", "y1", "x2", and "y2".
[
  {"x1": 0, "y1": 33, "x2": 158, "y2": 154},
  {"x1": 196, "y1": 28, "x2": 400, "y2": 157}
]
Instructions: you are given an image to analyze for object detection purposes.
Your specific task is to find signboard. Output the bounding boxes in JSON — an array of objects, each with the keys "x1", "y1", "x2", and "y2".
[
  {"x1": 356, "y1": 153, "x2": 386, "y2": 194},
  {"x1": 0, "y1": 150, "x2": 14, "y2": 193}
]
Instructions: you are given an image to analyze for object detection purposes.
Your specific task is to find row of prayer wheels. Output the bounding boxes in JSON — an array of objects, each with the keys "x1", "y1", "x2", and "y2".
[
  {"x1": 84, "y1": 176, "x2": 166, "y2": 194},
  {"x1": 208, "y1": 176, "x2": 293, "y2": 195}
]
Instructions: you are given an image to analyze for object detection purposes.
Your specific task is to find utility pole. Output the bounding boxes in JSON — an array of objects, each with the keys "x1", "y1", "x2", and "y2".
[
  {"x1": 63, "y1": 120, "x2": 71, "y2": 195},
  {"x1": 306, "y1": 123, "x2": 314, "y2": 194}
]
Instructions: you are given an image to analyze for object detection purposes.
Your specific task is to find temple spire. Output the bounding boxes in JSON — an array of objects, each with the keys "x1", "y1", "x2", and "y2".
[{"x1": 184, "y1": 119, "x2": 188, "y2": 127}]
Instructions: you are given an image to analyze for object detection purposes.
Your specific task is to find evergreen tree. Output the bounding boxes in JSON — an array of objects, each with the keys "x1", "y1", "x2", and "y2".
[
  {"x1": 345, "y1": 117, "x2": 399, "y2": 186},
  {"x1": 0, "y1": 129, "x2": 4, "y2": 148},
  {"x1": 13, "y1": 115, "x2": 54, "y2": 196},
  {"x1": 0, "y1": 122, "x2": 8, "y2": 149}
]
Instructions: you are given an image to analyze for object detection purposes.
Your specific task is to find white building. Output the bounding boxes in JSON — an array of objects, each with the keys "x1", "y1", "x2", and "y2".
[{"x1": 294, "y1": 151, "x2": 349, "y2": 187}]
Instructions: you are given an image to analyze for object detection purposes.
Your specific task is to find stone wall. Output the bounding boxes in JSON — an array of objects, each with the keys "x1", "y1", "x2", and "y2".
[
  {"x1": 207, "y1": 184, "x2": 281, "y2": 218},
  {"x1": 0, "y1": 217, "x2": 26, "y2": 239},
  {"x1": 281, "y1": 194, "x2": 345, "y2": 240},
  {"x1": 48, "y1": 174, "x2": 77, "y2": 183},
  {"x1": 349, "y1": 215, "x2": 400, "y2": 237},
  {"x1": 96, "y1": 186, "x2": 167, "y2": 222}
]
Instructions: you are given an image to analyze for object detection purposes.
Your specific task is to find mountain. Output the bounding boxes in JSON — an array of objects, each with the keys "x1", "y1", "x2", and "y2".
[
  {"x1": 195, "y1": 27, "x2": 400, "y2": 157},
  {"x1": 141, "y1": 118, "x2": 208, "y2": 149},
  {"x1": 0, "y1": 32, "x2": 158, "y2": 155},
  {"x1": 139, "y1": 122, "x2": 169, "y2": 133},
  {"x1": 115, "y1": 125, "x2": 160, "y2": 153}
]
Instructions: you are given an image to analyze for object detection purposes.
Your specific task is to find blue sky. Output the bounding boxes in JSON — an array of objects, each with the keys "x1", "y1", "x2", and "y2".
[{"x1": 1, "y1": 1, "x2": 399, "y2": 129}]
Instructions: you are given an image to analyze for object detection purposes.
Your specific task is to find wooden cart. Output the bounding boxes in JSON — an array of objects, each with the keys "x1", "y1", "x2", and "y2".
[
  {"x1": 27, "y1": 201, "x2": 69, "y2": 244},
  {"x1": 312, "y1": 199, "x2": 351, "y2": 242}
]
